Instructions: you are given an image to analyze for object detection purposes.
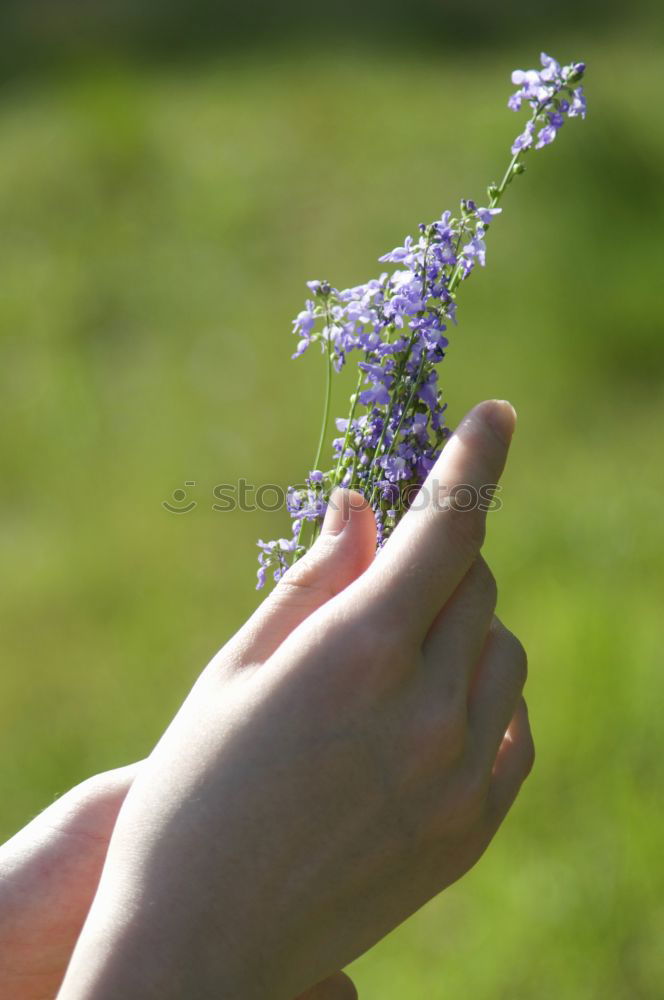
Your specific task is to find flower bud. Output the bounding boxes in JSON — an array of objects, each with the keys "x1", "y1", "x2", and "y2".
[
  {"x1": 564, "y1": 62, "x2": 586, "y2": 84},
  {"x1": 307, "y1": 279, "x2": 332, "y2": 297}
]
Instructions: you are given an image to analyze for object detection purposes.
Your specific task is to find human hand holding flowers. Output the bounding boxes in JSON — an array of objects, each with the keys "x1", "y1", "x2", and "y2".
[{"x1": 58, "y1": 400, "x2": 533, "y2": 1000}]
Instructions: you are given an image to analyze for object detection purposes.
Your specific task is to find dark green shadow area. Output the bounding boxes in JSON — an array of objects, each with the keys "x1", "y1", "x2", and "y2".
[{"x1": 0, "y1": 0, "x2": 661, "y2": 78}]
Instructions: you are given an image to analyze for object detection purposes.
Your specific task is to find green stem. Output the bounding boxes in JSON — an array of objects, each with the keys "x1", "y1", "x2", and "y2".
[
  {"x1": 312, "y1": 301, "x2": 334, "y2": 473},
  {"x1": 332, "y1": 367, "x2": 363, "y2": 489},
  {"x1": 446, "y1": 104, "x2": 541, "y2": 297},
  {"x1": 294, "y1": 298, "x2": 334, "y2": 557}
]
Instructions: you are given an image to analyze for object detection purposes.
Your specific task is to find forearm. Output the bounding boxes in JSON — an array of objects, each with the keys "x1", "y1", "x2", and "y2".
[
  {"x1": 55, "y1": 779, "x2": 259, "y2": 1000},
  {"x1": 0, "y1": 766, "x2": 137, "y2": 1000},
  {"x1": 55, "y1": 791, "x2": 287, "y2": 1000},
  {"x1": 58, "y1": 896, "x2": 267, "y2": 1000}
]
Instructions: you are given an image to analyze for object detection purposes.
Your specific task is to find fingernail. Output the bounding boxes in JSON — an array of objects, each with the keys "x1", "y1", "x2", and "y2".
[
  {"x1": 484, "y1": 400, "x2": 517, "y2": 444},
  {"x1": 321, "y1": 487, "x2": 349, "y2": 536}
]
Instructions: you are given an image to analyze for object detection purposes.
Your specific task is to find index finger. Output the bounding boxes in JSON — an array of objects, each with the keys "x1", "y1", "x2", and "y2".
[{"x1": 358, "y1": 399, "x2": 516, "y2": 640}]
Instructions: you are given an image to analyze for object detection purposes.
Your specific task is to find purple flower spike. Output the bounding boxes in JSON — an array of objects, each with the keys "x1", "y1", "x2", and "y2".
[
  {"x1": 258, "y1": 52, "x2": 588, "y2": 586},
  {"x1": 508, "y1": 53, "x2": 587, "y2": 159}
]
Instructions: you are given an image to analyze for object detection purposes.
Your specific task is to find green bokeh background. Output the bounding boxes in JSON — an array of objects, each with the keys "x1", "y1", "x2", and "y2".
[{"x1": 1, "y1": 4, "x2": 663, "y2": 997}]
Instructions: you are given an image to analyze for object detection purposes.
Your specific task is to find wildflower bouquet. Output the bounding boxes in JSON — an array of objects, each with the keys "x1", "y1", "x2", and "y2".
[{"x1": 257, "y1": 53, "x2": 587, "y2": 589}]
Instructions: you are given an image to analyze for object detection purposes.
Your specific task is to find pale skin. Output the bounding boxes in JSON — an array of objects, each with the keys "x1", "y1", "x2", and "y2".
[{"x1": 0, "y1": 400, "x2": 533, "y2": 999}]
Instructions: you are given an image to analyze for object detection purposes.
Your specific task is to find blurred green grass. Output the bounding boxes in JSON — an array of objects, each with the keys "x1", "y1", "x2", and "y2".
[{"x1": 1, "y1": 28, "x2": 663, "y2": 999}]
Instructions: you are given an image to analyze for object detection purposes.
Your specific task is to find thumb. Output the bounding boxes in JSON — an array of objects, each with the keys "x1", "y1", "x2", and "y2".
[
  {"x1": 277, "y1": 488, "x2": 376, "y2": 602},
  {"x1": 226, "y1": 489, "x2": 376, "y2": 668}
]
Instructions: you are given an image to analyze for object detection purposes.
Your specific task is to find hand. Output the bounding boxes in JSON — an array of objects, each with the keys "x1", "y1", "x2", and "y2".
[
  {"x1": 58, "y1": 400, "x2": 533, "y2": 1000},
  {"x1": 0, "y1": 487, "x2": 370, "y2": 1000}
]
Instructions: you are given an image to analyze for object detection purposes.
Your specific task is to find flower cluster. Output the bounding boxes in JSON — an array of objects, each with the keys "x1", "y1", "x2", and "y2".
[
  {"x1": 257, "y1": 53, "x2": 587, "y2": 588},
  {"x1": 509, "y1": 52, "x2": 586, "y2": 153}
]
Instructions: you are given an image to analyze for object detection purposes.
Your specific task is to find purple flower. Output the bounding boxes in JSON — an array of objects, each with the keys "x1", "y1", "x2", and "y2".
[
  {"x1": 292, "y1": 299, "x2": 318, "y2": 357},
  {"x1": 359, "y1": 383, "x2": 391, "y2": 406},
  {"x1": 379, "y1": 235, "x2": 418, "y2": 265},
  {"x1": 539, "y1": 52, "x2": 561, "y2": 82},
  {"x1": 256, "y1": 535, "x2": 299, "y2": 589},
  {"x1": 461, "y1": 231, "x2": 487, "y2": 269},
  {"x1": 433, "y1": 211, "x2": 455, "y2": 241},
  {"x1": 258, "y1": 51, "x2": 588, "y2": 586},
  {"x1": 417, "y1": 372, "x2": 440, "y2": 413},
  {"x1": 508, "y1": 54, "x2": 587, "y2": 159},
  {"x1": 568, "y1": 87, "x2": 587, "y2": 118},
  {"x1": 380, "y1": 454, "x2": 409, "y2": 481},
  {"x1": 536, "y1": 124, "x2": 558, "y2": 148},
  {"x1": 476, "y1": 206, "x2": 502, "y2": 225},
  {"x1": 294, "y1": 299, "x2": 316, "y2": 335},
  {"x1": 512, "y1": 120, "x2": 535, "y2": 154},
  {"x1": 358, "y1": 360, "x2": 394, "y2": 382}
]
